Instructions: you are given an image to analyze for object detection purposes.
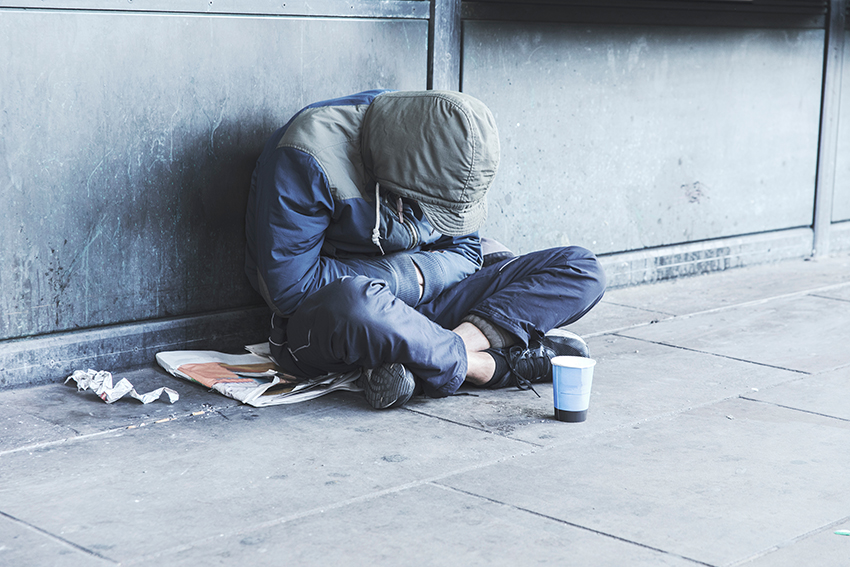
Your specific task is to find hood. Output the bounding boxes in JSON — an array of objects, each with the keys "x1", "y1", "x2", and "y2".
[{"x1": 361, "y1": 90, "x2": 500, "y2": 236}]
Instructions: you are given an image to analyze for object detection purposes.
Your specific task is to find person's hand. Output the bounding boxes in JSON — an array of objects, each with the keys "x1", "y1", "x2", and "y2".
[{"x1": 414, "y1": 263, "x2": 424, "y2": 300}]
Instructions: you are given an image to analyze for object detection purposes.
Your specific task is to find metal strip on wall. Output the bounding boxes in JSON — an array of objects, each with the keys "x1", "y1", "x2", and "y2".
[
  {"x1": 429, "y1": 0, "x2": 462, "y2": 90},
  {"x1": 462, "y1": 0, "x2": 827, "y2": 28},
  {"x1": 0, "y1": 0, "x2": 429, "y2": 18},
  {"x1": 813, "y1": 0, "x2": 847, "y2": 256}
]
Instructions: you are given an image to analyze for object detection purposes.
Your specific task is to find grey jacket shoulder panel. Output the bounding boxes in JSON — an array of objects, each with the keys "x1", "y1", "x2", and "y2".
[{"x1": 278, "y1": 104, "x2": 370, "y2": 202}]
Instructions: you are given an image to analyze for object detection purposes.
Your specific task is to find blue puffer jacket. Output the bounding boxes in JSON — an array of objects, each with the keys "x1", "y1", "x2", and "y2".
[{"x1": 245, "y1": 90, "x2": 484, "y2": 317}]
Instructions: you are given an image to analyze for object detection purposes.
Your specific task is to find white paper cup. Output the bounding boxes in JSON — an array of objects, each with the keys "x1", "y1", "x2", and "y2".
[{"x1": 552, "y1": 356, "x2": 596, "y2": 422}]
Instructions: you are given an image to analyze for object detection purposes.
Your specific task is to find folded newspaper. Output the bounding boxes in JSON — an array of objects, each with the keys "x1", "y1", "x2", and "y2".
[{"x1": 155, "y1": 343, "x2": 362, "y2": 407}]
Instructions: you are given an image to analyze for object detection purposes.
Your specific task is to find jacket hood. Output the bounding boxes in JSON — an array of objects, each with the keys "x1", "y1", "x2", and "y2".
[{"x1": 361, "y1": 91, "x2": 500, "y2": 236}]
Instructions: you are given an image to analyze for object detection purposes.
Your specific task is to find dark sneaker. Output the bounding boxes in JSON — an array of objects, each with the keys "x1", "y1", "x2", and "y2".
[
  {"x1": 484, "y1": 330, "x2": 589, "y2": 395},
  {"x1": 542, "y1": 328, "x2": 590, "y2": 358},
  {"x1": 360, "y1": 363, "x2": 416, "y2": 409}
]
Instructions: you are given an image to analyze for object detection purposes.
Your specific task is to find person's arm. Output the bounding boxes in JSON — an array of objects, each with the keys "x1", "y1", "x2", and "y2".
[
  {"x1": 408, "y1": 233, "x2": 482, "y2": 304},
  {"x1": 334, "y1": 233, "x2": 482, "y2": 306},
  {"x1": 250, "y1": 148, "x2": 367, "y2": 315},
  {"x1": 251, "y1": 147, "x2": 449, "y2": 315}
]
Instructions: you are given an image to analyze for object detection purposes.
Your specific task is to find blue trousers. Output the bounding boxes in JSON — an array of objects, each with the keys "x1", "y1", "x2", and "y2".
[{"x1": 269, "y1": 246, "x2": 606, "y2": 398}]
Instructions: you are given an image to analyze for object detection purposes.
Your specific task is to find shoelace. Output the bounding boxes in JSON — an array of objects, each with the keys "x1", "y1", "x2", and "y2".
[{"x1": 506, "y1": 345, "x2": 547, "y2": 398}]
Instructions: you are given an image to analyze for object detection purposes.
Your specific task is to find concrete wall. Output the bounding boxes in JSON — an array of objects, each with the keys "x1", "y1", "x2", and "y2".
[{"x1": 0, "y1": 0, "x2": 847, "y2": 386}]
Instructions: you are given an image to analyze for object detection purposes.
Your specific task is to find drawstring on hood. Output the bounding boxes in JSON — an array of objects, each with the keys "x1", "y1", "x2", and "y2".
[
  {"x1": 370, "y1": 183, "x2": 415, "y2": 255},
  {"x1": 372, "y1": 182, "x2": 385, "y2": 255}
]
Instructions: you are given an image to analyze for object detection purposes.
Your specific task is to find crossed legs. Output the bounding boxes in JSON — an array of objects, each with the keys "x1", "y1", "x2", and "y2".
[{"x1": 269, "y1": 246, "x2": 606, "y2": 399}]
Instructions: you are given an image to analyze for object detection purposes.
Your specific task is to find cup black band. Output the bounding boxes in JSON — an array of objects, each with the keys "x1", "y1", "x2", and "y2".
[{"x1": 555, "y1": 408, "x2": 587, "y2": 422}]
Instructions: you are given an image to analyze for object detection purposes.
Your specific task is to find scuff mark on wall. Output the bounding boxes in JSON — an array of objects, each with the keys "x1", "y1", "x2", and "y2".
[
  {"x1": 628, "y1": 36, "x2": 649, "y2": 72},
  {"x1": 45, "y1": 212, "x2": 108, "y2": 327}
]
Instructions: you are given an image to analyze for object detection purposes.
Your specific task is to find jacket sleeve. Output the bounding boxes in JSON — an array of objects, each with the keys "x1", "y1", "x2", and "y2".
[
  {"x1": 336, "y1": 233, "x2": 482, "y2": 307},
  {"x1": 249, "y1": 148, "x2": 347, "y2": 315},
  {"x1": 249, "y1": 147, "x2": 430, "y2": 315},
  {"x1": 408, "y1": 234, "x2": 482, "y2": 305}
]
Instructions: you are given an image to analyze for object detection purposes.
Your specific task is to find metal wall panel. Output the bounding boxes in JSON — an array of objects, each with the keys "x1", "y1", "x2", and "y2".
[
  {"x1": 463, "y1": 22, "x2": 824, "y2": 255},
  {"x1": 0, "y1": 10, "x2": 427, "y2": 341},
  {"x1": 832, "y1": 29, "x2": 850, "y2": 222}
]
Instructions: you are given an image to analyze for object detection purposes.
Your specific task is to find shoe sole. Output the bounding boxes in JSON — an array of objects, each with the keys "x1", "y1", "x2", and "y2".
[
  {"x1": 364, "y1": 363, "x2": 416, "y2": 410},
  {"x1": 543, "y1": 328, "x2": 589, "y2": 358}
]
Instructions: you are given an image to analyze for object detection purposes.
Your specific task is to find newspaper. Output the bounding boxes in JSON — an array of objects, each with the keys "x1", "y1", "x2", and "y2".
[
  {"x1": 155, "y1": 344, "x2": 361, "y2": 407},
  {"x1": 65, "y1": 369, "x2": 179, "y2": 404}
]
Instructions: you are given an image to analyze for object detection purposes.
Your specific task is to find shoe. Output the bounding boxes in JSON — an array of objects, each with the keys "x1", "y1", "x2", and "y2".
[
  {"x1": 485, "y1": 330, "x2": 589, "y2": 395},
  {"x1": 542, "y1": 327, "x2": 589, "y2": 358},
  {"x1": 360, "y1": 363, "x2": 416, "y2": 409}
]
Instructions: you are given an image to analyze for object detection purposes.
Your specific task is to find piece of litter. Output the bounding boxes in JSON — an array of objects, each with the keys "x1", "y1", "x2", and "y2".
[
  {"x1": 835, "y1": 530, "x2": 850, "y2": 536},
  {"x1": 751, "y1": 387, "x2": 759, "y2": 392},
  {"x1": 726, "y1": 415, "x2": 734, "y2": 420},
  {"x1": 192, "y1": 411, "x2": 205, "y2": 416},
  {"x1": 65, "y1": 369, "x2": 179, "y2": 404}
]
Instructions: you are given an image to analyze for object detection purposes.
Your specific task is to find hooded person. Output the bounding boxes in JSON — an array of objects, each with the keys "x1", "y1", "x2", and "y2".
[{"x1": 245, "y1": 90, "x2": 606, "y2": 409}]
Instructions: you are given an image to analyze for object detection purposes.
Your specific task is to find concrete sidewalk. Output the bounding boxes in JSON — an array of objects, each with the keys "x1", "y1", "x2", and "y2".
[{"x1": 2, "y1": 253, "x2": 850, "y2": 566}]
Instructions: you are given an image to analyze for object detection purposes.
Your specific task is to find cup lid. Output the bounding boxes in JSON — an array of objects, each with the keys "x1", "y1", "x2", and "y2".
[{"x1": 551, "y1": 356, "x2": 596, "y2": 369}]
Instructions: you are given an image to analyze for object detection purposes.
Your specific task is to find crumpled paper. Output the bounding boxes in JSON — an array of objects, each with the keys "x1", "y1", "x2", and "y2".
[{"x1": 65, "y1": 369, "x2": 179, "y2": 404}]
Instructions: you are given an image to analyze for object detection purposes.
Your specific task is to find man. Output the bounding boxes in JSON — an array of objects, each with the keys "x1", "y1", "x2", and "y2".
[{"x1": 245, "y1": 89, "x2": 605, "y2": 409}]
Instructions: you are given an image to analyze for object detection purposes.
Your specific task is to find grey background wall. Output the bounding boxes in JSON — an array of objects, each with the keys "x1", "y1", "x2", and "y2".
[{"x1": 1, "y1": 0, "x2": 848, "y2": 386}]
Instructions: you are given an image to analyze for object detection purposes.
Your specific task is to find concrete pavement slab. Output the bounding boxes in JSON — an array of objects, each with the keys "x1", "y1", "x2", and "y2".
[
  {"x1": 619, "y1": 294, "x2": 850, "y2": 374},
  {"x1": 744, "y1": 369, "x2": 850, "y2": 421},
  {"x1": 742, "y1": 523, "x2": 850, "y2": 567},
  {"x1": 0, "y1": 397, "x2": 529, "y2": 564},
  {"x1": 0, "y1": 513, "x2": 112, "y2": 567},
  {"x1": 134, "y1": 482, "x2": 696, "y2": 567},
  {"x1": 438, "y1": 398, "x2": 850, "y2": 566},
  {"x1": 564, "y1": 301, "x2": 673, "y2": 337},
  {"x1": 0, "y1": 365, "x2": 240, "y2": 447},
  {"x1": 407, "y1": 335, "x2": 801, "y2": 447},
  {"x1": 0, "y1": 405, "x2": 77, "y2": 453},
  {"x1": 600, "y1": 254, "x2": 850, "y2": 316}
]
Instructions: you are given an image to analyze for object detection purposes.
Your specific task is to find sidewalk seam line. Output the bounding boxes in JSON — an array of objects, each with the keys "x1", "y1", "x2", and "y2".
[
  {"x1": 0, "y1": 509, "x2": 118, "y2": 565},
  {"x1": 120, "y1": 449, "x2": 543, "y2": 565},
  {"x1": 402, "y1": 406, "x2": 544, "y2": 448},
  {"x1": 739, "y1": 396, "x2": 850, "y2": 423},
  {"x1": 725, "y1": 514, "x2": 850, "y2": 566},
  {"x1": 431, "y1": 483, "x2": 717, "y2": 567},
  {"x1": 597, "y1": 301, "x2": 676, "y2": 316},
  {"x1": 0, "y1": 404, "x2": 233, "y2": 457},
  {"x1": 610, "y1": 335, "x2": 812, "y2": 375},
  {"x1": 583, "y1": 281, "x2": 850, "y2": 338},
  {"x1": 808, "y1": 292, "x2": 850, "y2": 304}
]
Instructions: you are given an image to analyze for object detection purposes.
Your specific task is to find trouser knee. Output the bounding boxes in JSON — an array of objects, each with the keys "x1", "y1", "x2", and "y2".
[
  {"x1": 554, "y1": 246, "x2": 606, "y2": 325},
  {"x1": 296, "y1": 275, "x2": 391, "y2": 332},
  {"x1": 558, "y1": 246, "x2": 606, "y2": 298}
]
